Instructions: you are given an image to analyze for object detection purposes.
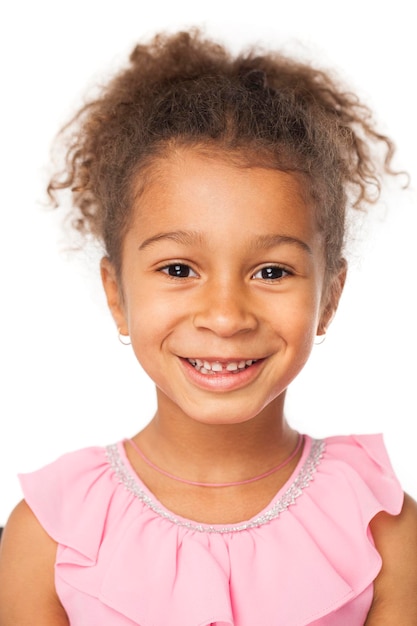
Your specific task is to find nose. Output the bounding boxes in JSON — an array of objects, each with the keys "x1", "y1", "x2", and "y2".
[{"x1": 192, "y1": 280, "x2": 258, "y2": 337}]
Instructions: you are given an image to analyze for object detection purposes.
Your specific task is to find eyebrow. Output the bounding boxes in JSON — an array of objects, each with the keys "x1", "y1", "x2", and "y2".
[
  {"x1": 139, "y1": 230, "x2": 204, "y2": 250},
  {"x1": 138, "y1": 230, "x2": 312, "y2": 255},
  {"x1": 250, "y1": 234, "x2": 313, "y2": 255}
]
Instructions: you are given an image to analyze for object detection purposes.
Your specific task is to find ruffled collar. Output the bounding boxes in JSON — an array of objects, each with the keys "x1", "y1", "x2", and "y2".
[
  {"x1": 48, "y1": 434, "x2": 403, "y2": 626},
  {"x1": 106, "y1": 435, "x2": 325, "y2": 533}
]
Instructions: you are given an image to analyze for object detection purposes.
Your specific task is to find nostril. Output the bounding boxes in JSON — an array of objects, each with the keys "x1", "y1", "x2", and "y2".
[
  {"x1": 192, "y1": 308, "x2": 258, "y2": 336},
  {"x1": 191, "y1": 284, "x2": 258, "y2": 336}
]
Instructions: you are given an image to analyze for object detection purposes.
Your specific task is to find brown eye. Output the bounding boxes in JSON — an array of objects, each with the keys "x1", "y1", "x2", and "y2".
[
  {"x1": 161, "y1": 264, "x2": 196, "y2": 278},
  {"x1": 252, "y1": 266, "x2": 289, "y2": 280}
]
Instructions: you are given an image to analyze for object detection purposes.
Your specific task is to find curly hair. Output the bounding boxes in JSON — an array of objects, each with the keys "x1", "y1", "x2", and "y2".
[{"x1": 48, "y1": 29, "x2": 398, "y2": 278}]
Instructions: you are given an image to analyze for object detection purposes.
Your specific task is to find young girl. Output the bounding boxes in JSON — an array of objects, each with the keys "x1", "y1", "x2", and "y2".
[{"x1": 0, "y1": 29, "x2": 416, "y2": 625}]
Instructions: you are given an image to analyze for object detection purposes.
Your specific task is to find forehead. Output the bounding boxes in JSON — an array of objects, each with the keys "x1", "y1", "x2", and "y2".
[{"x1": 131, "y1": 147, "x2": 318, "y2": 239}]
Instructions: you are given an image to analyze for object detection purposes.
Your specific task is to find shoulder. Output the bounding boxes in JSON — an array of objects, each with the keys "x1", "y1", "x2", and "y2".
[
  {"x1": 16, "y1": 442, "x2": 138, "y2": 570},
  {"x1": 366, "y1": 493, "x2": 417, "y2": 624},
  {"x1": 319, "y1": 433, "x2": 403, "y2": 515},
  {"x1": 0, "y1": 500, "x2": 69, "y2": 625},
  {"x1": 18, "y1": 444, "x2": 109, "y2": 500},
  {"x1": 19, "y1": 444, "x2": 113, "y2": 535}
]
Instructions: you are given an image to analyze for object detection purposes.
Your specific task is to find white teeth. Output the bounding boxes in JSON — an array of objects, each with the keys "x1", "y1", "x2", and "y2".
[{"x1": 187, "y1": 358, "x2": 257, "y2": 375}]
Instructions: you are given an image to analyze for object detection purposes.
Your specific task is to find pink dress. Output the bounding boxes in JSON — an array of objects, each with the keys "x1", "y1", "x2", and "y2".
[{"x1": 20, "y1": 434, "x2": 403, "y2": 626}]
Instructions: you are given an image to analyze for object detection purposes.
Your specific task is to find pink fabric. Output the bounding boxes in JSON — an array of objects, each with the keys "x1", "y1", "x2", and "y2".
[{"x1": 19, "y1": 434, "x2": 403, "y2": 626}]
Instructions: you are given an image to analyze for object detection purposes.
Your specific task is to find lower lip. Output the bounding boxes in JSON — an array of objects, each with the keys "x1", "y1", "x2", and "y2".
[{"x1": 179, "y1": 358, "x2": 265, "y2": 392}]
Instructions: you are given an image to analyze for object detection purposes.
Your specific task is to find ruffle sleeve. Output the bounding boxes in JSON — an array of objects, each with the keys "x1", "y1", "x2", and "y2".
[{"x1": 19, "y1": 434, "x2": 403, "y2": 626}]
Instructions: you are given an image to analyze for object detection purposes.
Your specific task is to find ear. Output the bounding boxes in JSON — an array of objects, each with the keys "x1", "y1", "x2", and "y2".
[
  {"x1": 317, "y1": 260, "x2": 347, "y2": 336},
  {"x1": 100, "y1": 257, "x2": 129, "y2": 336}
]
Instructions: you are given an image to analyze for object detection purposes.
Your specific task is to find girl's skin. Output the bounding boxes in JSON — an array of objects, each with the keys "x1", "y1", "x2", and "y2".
[
  {"x1": 101, "y1": 148, "x2": 342, "y2": 524},
  {"x1": 0, "y1": 147, "x2": 416, "y2": 624}
]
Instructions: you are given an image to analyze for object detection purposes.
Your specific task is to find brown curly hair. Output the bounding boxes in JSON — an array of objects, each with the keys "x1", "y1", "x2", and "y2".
[{"x1": 48, "y1": 29, "x2": 398, "y2": 279}]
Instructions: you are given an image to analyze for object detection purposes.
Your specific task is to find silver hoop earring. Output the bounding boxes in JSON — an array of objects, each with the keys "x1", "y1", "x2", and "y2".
[
  {"x1": 118, "y1": 328, "x2": 131, "y2": 346},
  {"x1": 314, "y1": 333, "x2": 326, "y2": 345}
]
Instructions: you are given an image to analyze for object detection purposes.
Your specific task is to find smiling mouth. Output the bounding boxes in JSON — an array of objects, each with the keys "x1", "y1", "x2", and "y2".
[{"x1": 187, "y1": 358, "x2": 258, "y2": 375}]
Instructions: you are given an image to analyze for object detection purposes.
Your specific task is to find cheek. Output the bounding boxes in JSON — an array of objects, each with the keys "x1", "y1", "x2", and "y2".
[
  {"x1": 269, "y1": 291, "x2": 322, "y2": 367},
  {"x1": 124, "y1": 283, "x2": 165, "y2": 325},
  {"x1": 271, "y1": 289, "x2": 322, "y2": 333},
  {"x1": 124, "y1": 289, "x2": 185, "y2": 356}
]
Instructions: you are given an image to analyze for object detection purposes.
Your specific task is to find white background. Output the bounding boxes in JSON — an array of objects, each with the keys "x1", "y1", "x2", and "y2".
[{"x1": 1, "y1": 0, "x2": 416, "y2": 525}]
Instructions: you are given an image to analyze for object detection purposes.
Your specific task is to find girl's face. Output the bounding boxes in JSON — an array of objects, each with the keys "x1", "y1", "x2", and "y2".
[{"x1": 102, "y1": 149, "x2": 344, "y2": 426}]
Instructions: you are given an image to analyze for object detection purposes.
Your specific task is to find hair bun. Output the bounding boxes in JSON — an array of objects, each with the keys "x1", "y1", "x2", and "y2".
[{"x1": 242, "y1": 68, "x2": 267, "y2": 90}]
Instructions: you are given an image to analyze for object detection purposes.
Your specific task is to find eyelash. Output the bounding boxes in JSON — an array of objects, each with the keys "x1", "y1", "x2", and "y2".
[
  {"x1": 251, "y1": 265, "x2": 292, "y2": 281},
  {"x1": 159, "y1": 263, "x2": 291, "y2": 281},
  {"x1": 159, "y1": 263, "x2": 198, "y2": 278}
]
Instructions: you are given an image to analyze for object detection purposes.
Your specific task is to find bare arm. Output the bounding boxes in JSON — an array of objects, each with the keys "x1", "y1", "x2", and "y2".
[
  {"x1": 0, "y1": 500, "x2": 69, "y2": 626},
  {"x1": 365, "y1": 493, "x2": 417, "y2": 625}
]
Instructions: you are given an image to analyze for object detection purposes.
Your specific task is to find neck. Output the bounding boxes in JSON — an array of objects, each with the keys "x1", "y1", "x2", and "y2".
[{"x1": 133, "y1": 392, "x2": 298, "y2": 484}]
